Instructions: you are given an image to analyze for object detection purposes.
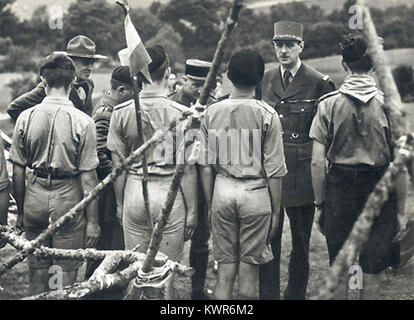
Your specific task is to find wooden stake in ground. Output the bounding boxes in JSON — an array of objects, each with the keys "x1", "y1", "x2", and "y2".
[{"x1": 316, "y1": 1, "x2": 412, "y2": 300}]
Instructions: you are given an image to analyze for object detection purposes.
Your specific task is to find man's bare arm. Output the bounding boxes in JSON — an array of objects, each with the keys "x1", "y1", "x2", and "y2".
[
  {"x1": 112, "y1": 153, "x2": 127, "y2": 224},
  {"x1": 181, "y1": 165, "x2": 198, "y2": 241},
  {"x1": 12, "y1": 163, "x2": 26, "y2": 229},
  {"x1": 267, "y1": 177, "x2": 282, "y2": 241},
  {"x1": 199, "y1": 166, "x2": 214, "y2": 228},
  {"x1": 79, "y1": 169, "x2": 100, "y2": 248},
  {"x1": 311, "y1": 140, "x2": 327, "y2": 205}
]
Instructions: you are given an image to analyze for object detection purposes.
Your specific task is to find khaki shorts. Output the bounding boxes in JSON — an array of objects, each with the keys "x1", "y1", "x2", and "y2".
[
  {"x1": 123, "y1": 174, "x2": 186, "y2": 261},
  {"x1": 211, "y1": 174, "x2": 273, "y2": 265},
  {"x1": 24, "y1": 174, "x2": 86, "y2": 271}
]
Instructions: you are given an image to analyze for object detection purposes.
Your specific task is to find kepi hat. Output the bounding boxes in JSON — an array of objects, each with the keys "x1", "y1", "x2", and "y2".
[
  {"x1": 273, "y1": 21, "x2": 303, "y2": 42},
  {"x1": 185, "y1": 59, "x2": 212, "y2": 82}
]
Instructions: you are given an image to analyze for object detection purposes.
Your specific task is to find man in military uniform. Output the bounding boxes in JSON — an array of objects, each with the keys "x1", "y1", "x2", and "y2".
[
  {"x1": 9, "y1": 53, "x2": 100, "y2": 295},
  {"x1": 257, "y1": 21, "x2": 336, "y2": 300},
  {"x1": 85, "y1": 66, "x2": 134, "y2": 279},
  {"x1": 199, "y1": 49, "x2": 287, "y2": 300},
  {"x1": 7, "y1": 35, "x2": 107, "y2": 121},
  {"x1": 169, "y1": 59, "x2": 216, "y2": 107},
  {"x1": 107, "y1": 46, "x2": 198, "y2": 261},
  {"x1": 169, "y1": 59, "x2": 215, "y2": 300}
]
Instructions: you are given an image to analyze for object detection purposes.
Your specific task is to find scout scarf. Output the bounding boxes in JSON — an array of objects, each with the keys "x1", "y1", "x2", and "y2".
[{"x1": 339, "y1": 74, "x2": 381, "y2": 104}]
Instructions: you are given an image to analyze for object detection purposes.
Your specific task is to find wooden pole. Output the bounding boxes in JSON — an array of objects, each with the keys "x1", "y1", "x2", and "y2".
[
  {"x1": 197, "y1": 0, "x2": 244, "y2": 107},
  {"x1": 132, "y1": 75, "x2": 153, "y2": 230}
]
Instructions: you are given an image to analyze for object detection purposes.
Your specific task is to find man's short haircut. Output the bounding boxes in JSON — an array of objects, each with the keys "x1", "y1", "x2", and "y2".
[
  {"x1": 340, "y1": 34, "x2": 373, "y2": 73},
  {"x1": 147, "y1": 46, "x2": 169, "y2": 82},
  {"x1": 40, "y1": 53, "x2": 76, "y2": 90},
  {"x1": 227, "y1": 49, "x2": 264, "y2": 87}
]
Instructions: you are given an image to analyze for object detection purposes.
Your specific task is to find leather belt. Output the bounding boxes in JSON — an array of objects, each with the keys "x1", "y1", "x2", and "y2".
[
  {"x1": 331, "y1": 164, "x2": 388, "y2": 172},
  {"x1": 33, "y1": 170, "x2": 79, "y2": 180}
]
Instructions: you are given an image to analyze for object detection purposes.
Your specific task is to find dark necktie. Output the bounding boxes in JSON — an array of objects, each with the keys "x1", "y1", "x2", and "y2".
[{"x1": 283, "y1": 70, "x2": 291, "y2": 90}]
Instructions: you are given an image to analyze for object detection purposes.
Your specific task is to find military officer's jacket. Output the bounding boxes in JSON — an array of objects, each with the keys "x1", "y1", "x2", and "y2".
[{"x1": 257, "y1": 62, "x2": 336, "y2": 207}]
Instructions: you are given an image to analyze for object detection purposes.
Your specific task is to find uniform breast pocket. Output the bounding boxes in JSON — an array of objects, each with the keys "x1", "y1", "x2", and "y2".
[
  {"x1": 290, "y1": 103, "x2": 317, "y2": 133},
  {"x1": 297, "y1": 142, "x2": 313, "y2": 160}
]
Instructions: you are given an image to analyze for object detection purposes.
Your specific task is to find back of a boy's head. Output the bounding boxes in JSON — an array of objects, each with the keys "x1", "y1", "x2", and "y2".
[
  {"x1": 340, "y1": 34, "x2": 373, "y2": 73},
  {"x1": 227, "y1": 49, "x2": 264, "y2": 87},
  {"x1": 40, "y1": 53, "x2": 76, "y2": 90}
]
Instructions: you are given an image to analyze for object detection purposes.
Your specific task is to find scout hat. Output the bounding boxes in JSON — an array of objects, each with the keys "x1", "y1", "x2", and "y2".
[
  {"x1": 55, "y1": 35, "x2": 108, "y2": 60},
  {"x1": 185, "y1": 59, "x2": 212, "y2": 82},
  {"x1": 227, "y1": 49, "x2": 264, "y2": 87},
  {"x1": 273, "y1": 21, "x2": 303, "y2": 42}
]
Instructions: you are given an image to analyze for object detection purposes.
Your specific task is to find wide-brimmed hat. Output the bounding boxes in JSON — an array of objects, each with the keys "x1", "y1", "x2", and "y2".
[{"x1": 54, "y1": 35, "x2": 107, "y2": 60}]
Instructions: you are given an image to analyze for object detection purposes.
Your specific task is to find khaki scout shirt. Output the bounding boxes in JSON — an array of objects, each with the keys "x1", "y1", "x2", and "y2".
[
  {"x1": 9, "y1": 97, "x2": 99, "y2": 176},
  {"x1": 198, "y1": 97, "x2": 288, "y2": 179},
  {"x1": 107, "y1": 92, "x2": 188, "y2": 175},
  {"x1": 310, "y1": 89, "x2": 392, "y2": 167}
]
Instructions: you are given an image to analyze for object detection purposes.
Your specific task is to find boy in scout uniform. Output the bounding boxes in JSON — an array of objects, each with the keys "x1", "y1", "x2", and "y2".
[
  {"x1": 107, "y1": 46, "x2": 198, "y2": 261},
  {"x1": 199, "y1": 49, "x2": 287, "y2": 300},
  {"x1": 310, "y1": 34, "x2": 408, "y2": 299},
  {"x1": 9, "y1": 53, "x2": 100, "y2": 295},
  {"x1": 170, "y1": 59, "x2": 214, "y2": 300},
  {"x1": 7, "y1": 35, "x2": 107, "y2": 121},
  {"x1": 257, "y1": 21, "x2": 336, "y2": 300}
]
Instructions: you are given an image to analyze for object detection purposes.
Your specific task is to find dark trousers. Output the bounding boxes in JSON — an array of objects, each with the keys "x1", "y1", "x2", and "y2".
[
  {"x1": 190, "y1": 199, "x2": 210, "y2": 296},
  {"x1": 259, "y1": 204, "x2": 315, "y2": 300},
  {"x1": 86, "y1": 183, "x2": 125, "y2": 279},
  {"x1": 323, "y1": 165, "x2": 399, "y2": 274}
]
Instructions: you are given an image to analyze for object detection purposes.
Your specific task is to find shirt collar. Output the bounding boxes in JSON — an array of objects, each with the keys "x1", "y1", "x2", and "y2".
[
  {"x1": 102, "y1": 93, "x2": 119, "y2": 107},
  {"x1": 42, "y1": 96, "x2": 74, "y2": 106},
  {"x1": 139, "y1": 90, "x2": 168, "y2": 99},
  {"x1": 280, "y1": 59, "x2": 302, "y2": 78}
]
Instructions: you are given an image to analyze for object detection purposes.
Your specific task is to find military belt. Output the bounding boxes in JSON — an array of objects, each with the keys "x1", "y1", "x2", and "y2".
[
  {"x1": 33, "y1": 170, "x2": 79, "y2": 180},
  {"x1": 282, "y1": 131, "x2": 312, "y2": 144}
]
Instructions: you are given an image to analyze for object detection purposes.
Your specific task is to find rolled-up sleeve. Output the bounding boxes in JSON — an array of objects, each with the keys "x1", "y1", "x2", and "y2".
[
  {"x1": 263, "y1": 113, "x2": 288, "y2": 178},
  {"x1": 197, "y1": 114, "x2": 209, "y2": 167},
  {"x1": 107, "y1": 111, "x2": 128, "y2": 158},
  {"x1": 78, "y1": 122, "x2": 99, "y2": 172},
  {"x1": 309, "y1": 101, "x2": 331, "y2": 147},
  {"x1": 9, "y1": 116, "x2": 28, "y2": 167}
]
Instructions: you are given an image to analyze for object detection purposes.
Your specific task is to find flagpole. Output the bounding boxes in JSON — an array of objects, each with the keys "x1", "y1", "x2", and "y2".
[
  {"x1": 132, "y1": 76, "x2": 153, "y2": 231},
  {"x1": 117, "y1": 0, "x2": 153, "y2": 231}
]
